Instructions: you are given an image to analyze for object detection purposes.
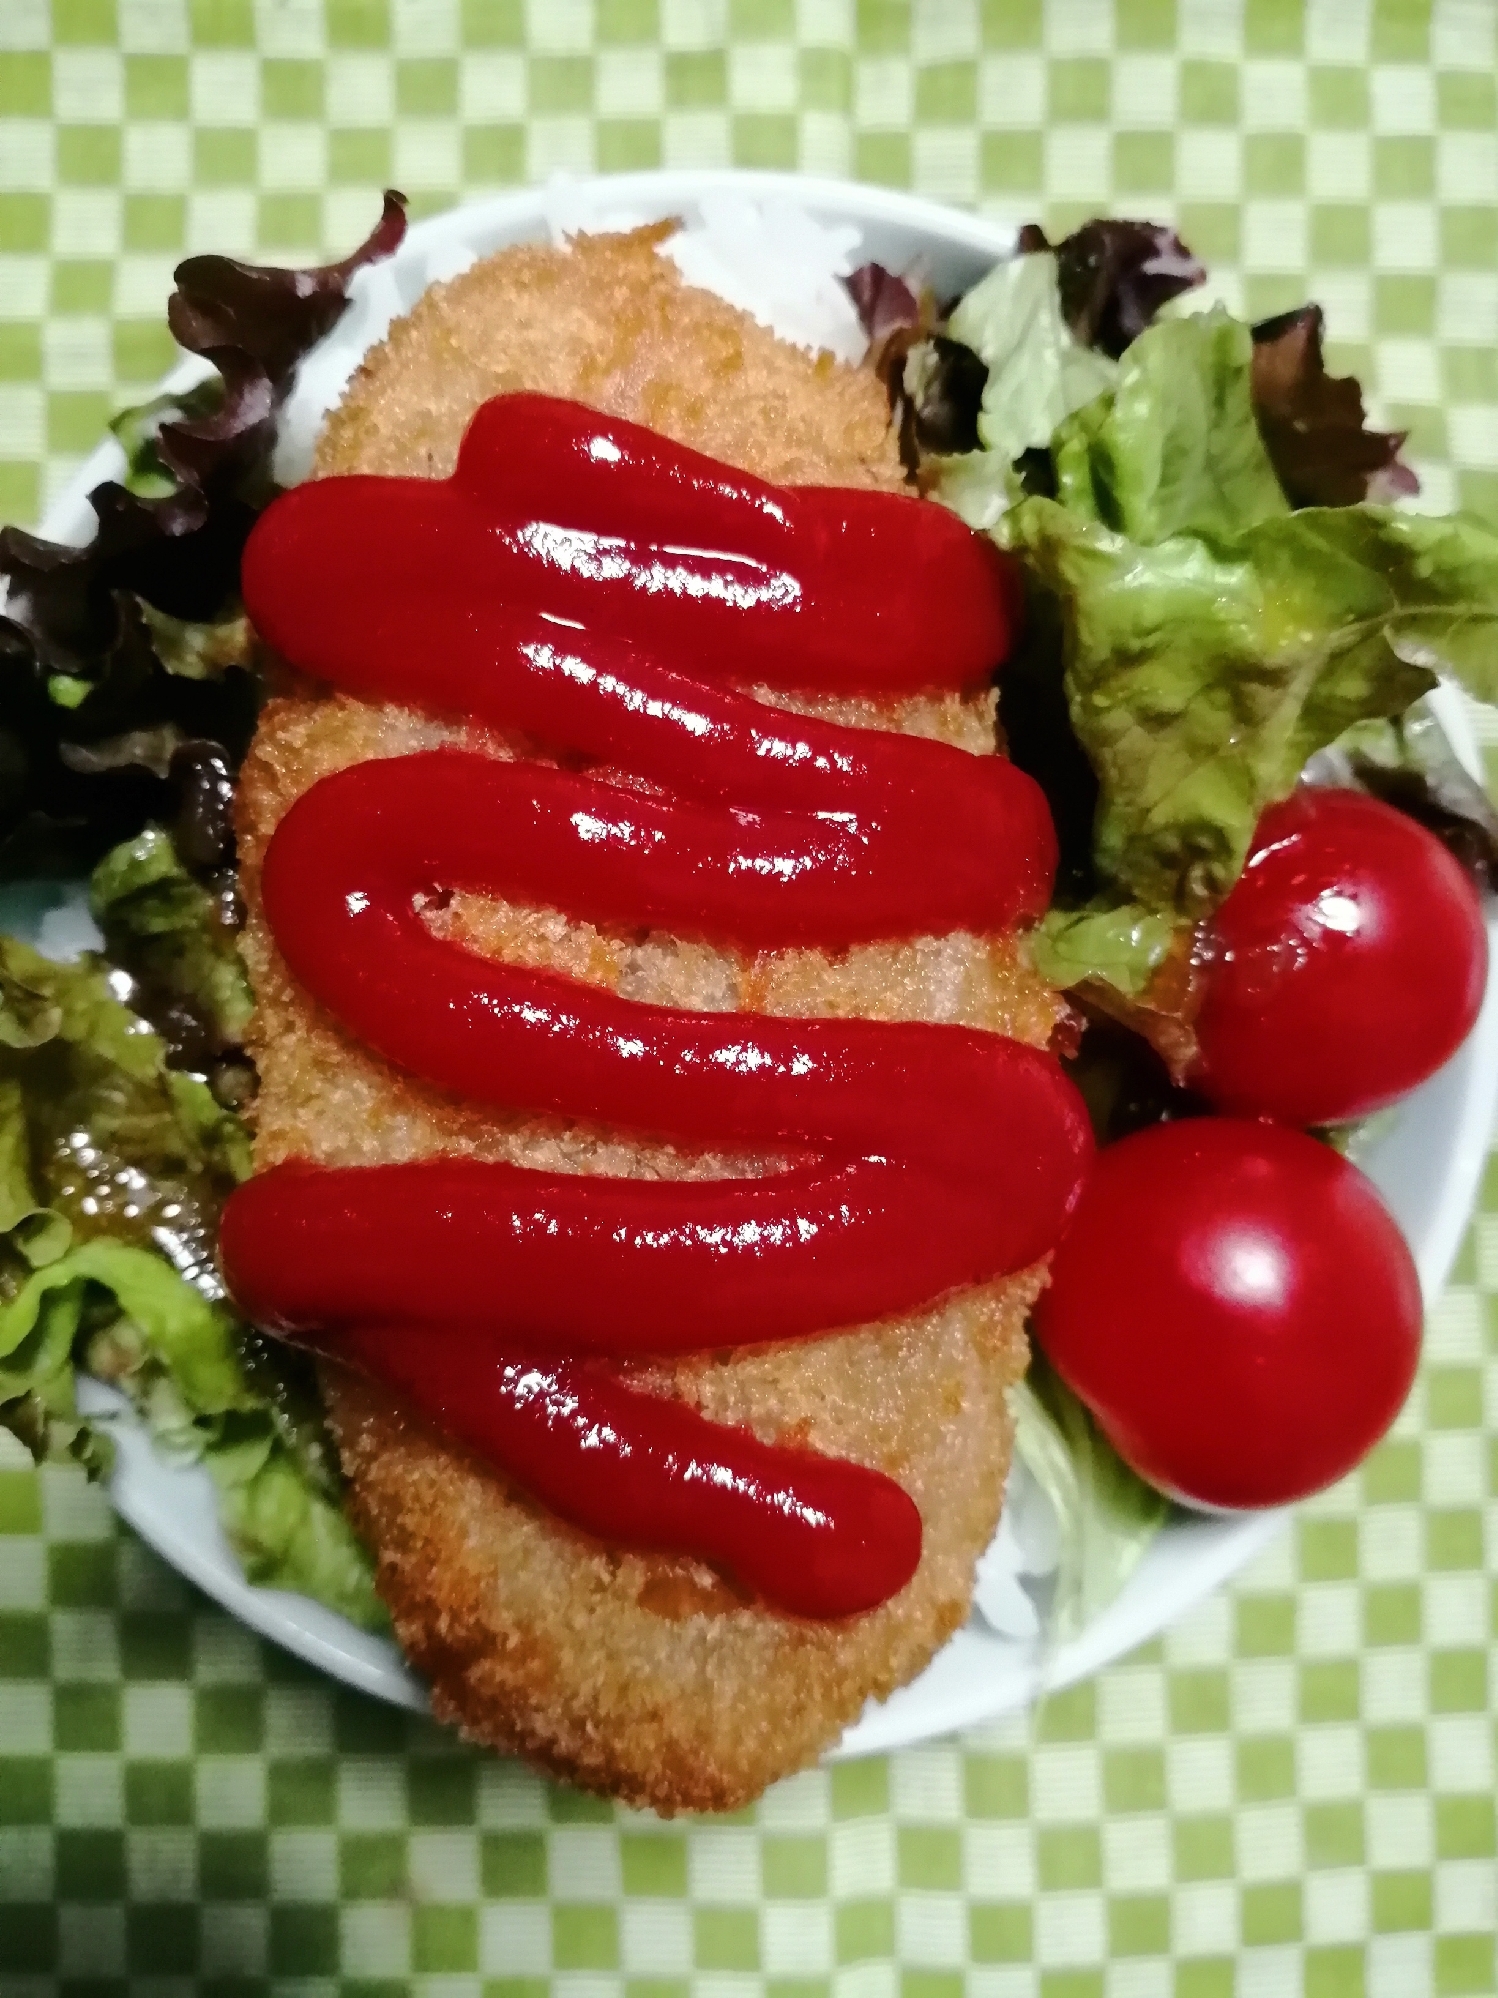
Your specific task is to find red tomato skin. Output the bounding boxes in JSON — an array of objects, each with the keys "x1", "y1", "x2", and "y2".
[
  {"x1": 1192, "y1": 788, "x2": 1487, "y2": 1127},
  {"x1": 1033, "y1": 1119, "x2": 1422, "y2": 1510}
]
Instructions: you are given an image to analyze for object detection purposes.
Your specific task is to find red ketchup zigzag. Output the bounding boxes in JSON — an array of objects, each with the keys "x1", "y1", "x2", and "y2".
[{"x1": 220, "y1": 394, "x2": 1092, "y2": 1619}]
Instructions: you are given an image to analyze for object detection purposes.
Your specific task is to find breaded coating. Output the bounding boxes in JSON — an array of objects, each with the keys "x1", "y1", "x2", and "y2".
[
  {"x1": 316, "y1": 221, "x2": 902, "y2": 489},
  {"x1": 327, "y1": 1275, "x2": 1042, "y2": 1811},
  {"x1": 240, "y1": 226, "x2": 1063, "y2": 1813}
]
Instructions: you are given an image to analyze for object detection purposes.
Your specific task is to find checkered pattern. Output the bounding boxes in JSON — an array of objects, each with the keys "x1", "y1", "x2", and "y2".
[{"x1": 2, "y1": 1, "x2": 1497, "y2": 1991}]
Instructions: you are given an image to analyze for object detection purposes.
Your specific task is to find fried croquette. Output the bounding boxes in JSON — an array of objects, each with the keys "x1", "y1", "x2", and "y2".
[{"x1": 236, "y1": 224, "x2": 1064, "y2": 1813}]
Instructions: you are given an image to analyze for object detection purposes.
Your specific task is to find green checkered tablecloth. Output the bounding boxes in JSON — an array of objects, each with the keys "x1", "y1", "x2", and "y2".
[{"x1": 3, "y1": 1, "x2": 1498, "y2": 1992}]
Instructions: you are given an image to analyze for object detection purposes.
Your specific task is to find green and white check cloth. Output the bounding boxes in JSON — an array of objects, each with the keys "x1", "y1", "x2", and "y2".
[{"x1": 2, "y1": 2, "x2": 1497, "y2": 1992}]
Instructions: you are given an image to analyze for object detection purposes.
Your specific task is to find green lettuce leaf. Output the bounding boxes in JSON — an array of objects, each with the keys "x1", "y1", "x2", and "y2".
[
  {"x1": 0, "y1": 925, "x2": 250, "y2": 1427},
  {"x1": 1030, "y1": 900, "x2": 1175, "y2": 998},
  {"x1": 949, "y1": 251, "x2": 1120, "y2": 465},
  {"x1": 108, "y1": 379, "x2": 225, "y2": 501},
  {"x1": 1010, "y1": 1354, "x2": 1170, "y2": 1643},
  {"x1": 1003, "y1": 498, "x2": 1498, "y2": 914},
  {"x1": 132, "y1": 601, "x2": 253, "y2": 682},
  {"x1": 925, "y1": 437, "x2": 1024, "y2": 535},
  {"x1": 0, "y1": 194, "x2": 406, "y2": 882},
  {"x1": 91, "y1": 826, "x2": 253, "y2": 1068},
  {"x1": 1050, "y1": 309, "x2": 1289, "y2": 544},
  {"x1": 949, "y1": 279, "x2": 1498, "y2": 1010},
  {"x1": 933, "y1": 251, "x2": 1119, "y2": 529},
  {"x1": 0, "y1": 930, "x2": 249, "y2": 1270},
  {"x1": 0, "y1": 933, "x2": 378, "y2": 1625},
  {"x1": 0, "y1": 1239, "x2": 380, "y2": 1626}
]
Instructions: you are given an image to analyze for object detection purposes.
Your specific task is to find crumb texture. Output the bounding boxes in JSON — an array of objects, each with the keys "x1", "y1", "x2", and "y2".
[
  {"x1": 242, "y1": 227, "x2": 1059, "y2": 1813},
  {"x1": 315, "y1": 222, "x2": 905, "y2": 489}
]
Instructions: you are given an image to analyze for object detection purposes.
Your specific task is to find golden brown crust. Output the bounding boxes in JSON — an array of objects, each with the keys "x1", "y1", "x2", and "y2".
[
  {"x1": 243, "y1": 227, "x2": 1060, "y2": 1813},
  {"x1": 315, "y1": 221, "x2": 905, "y2": 490},
  {"x1": 323, "y1": 1272, "x2": 1040, "y2": 1814}
]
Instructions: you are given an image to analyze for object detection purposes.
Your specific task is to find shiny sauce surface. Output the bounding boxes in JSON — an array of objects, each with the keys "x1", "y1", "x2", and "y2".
[{"x1": 220, "y1": 394, "x2": 1090, "y2": 1619}]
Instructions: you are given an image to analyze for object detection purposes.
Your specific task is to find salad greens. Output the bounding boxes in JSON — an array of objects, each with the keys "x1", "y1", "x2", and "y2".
[
  {"x1": 1010, "y1": 1355, "x2": 1170, "y2": 1643},
  {"x1": 0, "y1": 190, "x2": 407, "y2": 882},
  {"x1": 0, "y1": 196, "x2": 409, "y2": 1625},
  {"x1": 1008, "y1": 492, "x2": 1494, "y2": 924},
  {"x1": 1030, "y1": 899, "x2": 1177, "y2": 1000},
  {"x1": 1, "y1": 1240, "x2": 379, "y2": 1626},
  {"x1": 0, "y1": 933, "x2": 381, "y2": 1625},
  {"x1": 873, "y1": 216, "x2": 1206, "y2": 489},
  {"x1": 1251, "y1": 303, "x2": 1418, "y2": 510},
  {"x1": 1045, "y1": 307, "x2": 1287, "y2": 543},
  {"x1": 945, "y1": 251, "x2": 1118, "y2": 492},
  {"x1": 109, "y1": 379, "x2": 227, "y2": 502},
  {"x1": 91, "y1": 824, "x2": 254, "y2": 1083}
]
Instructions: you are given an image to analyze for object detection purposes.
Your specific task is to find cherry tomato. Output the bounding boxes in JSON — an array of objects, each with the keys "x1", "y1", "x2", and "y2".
[
  {"x1": 1033, "y1": 1119, "x2": 1422, "y2": 1510},
  {"x1": 1192, "y1": 788, "x2": 1486, "y2": 1127}
]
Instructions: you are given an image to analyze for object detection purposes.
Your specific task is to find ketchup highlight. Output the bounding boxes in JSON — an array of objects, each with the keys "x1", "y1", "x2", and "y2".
[
  {"x1": 334, "y1": 1329, "x2": 923, "y2": 1620},
  {"x1": 222, "y1": 395, "x2": 1090, "y2": 1618}
]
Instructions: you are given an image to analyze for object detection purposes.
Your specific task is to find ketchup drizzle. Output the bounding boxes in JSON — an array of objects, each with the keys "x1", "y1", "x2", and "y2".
[{"x1": 220, "y1": 395, "x2": 1090, "y2": 1619}]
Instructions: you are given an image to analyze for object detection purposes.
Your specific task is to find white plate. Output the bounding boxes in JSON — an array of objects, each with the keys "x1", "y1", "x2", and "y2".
[{"x1": 29, "y1": 169, "x2": 1498, "y2": 1758}]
